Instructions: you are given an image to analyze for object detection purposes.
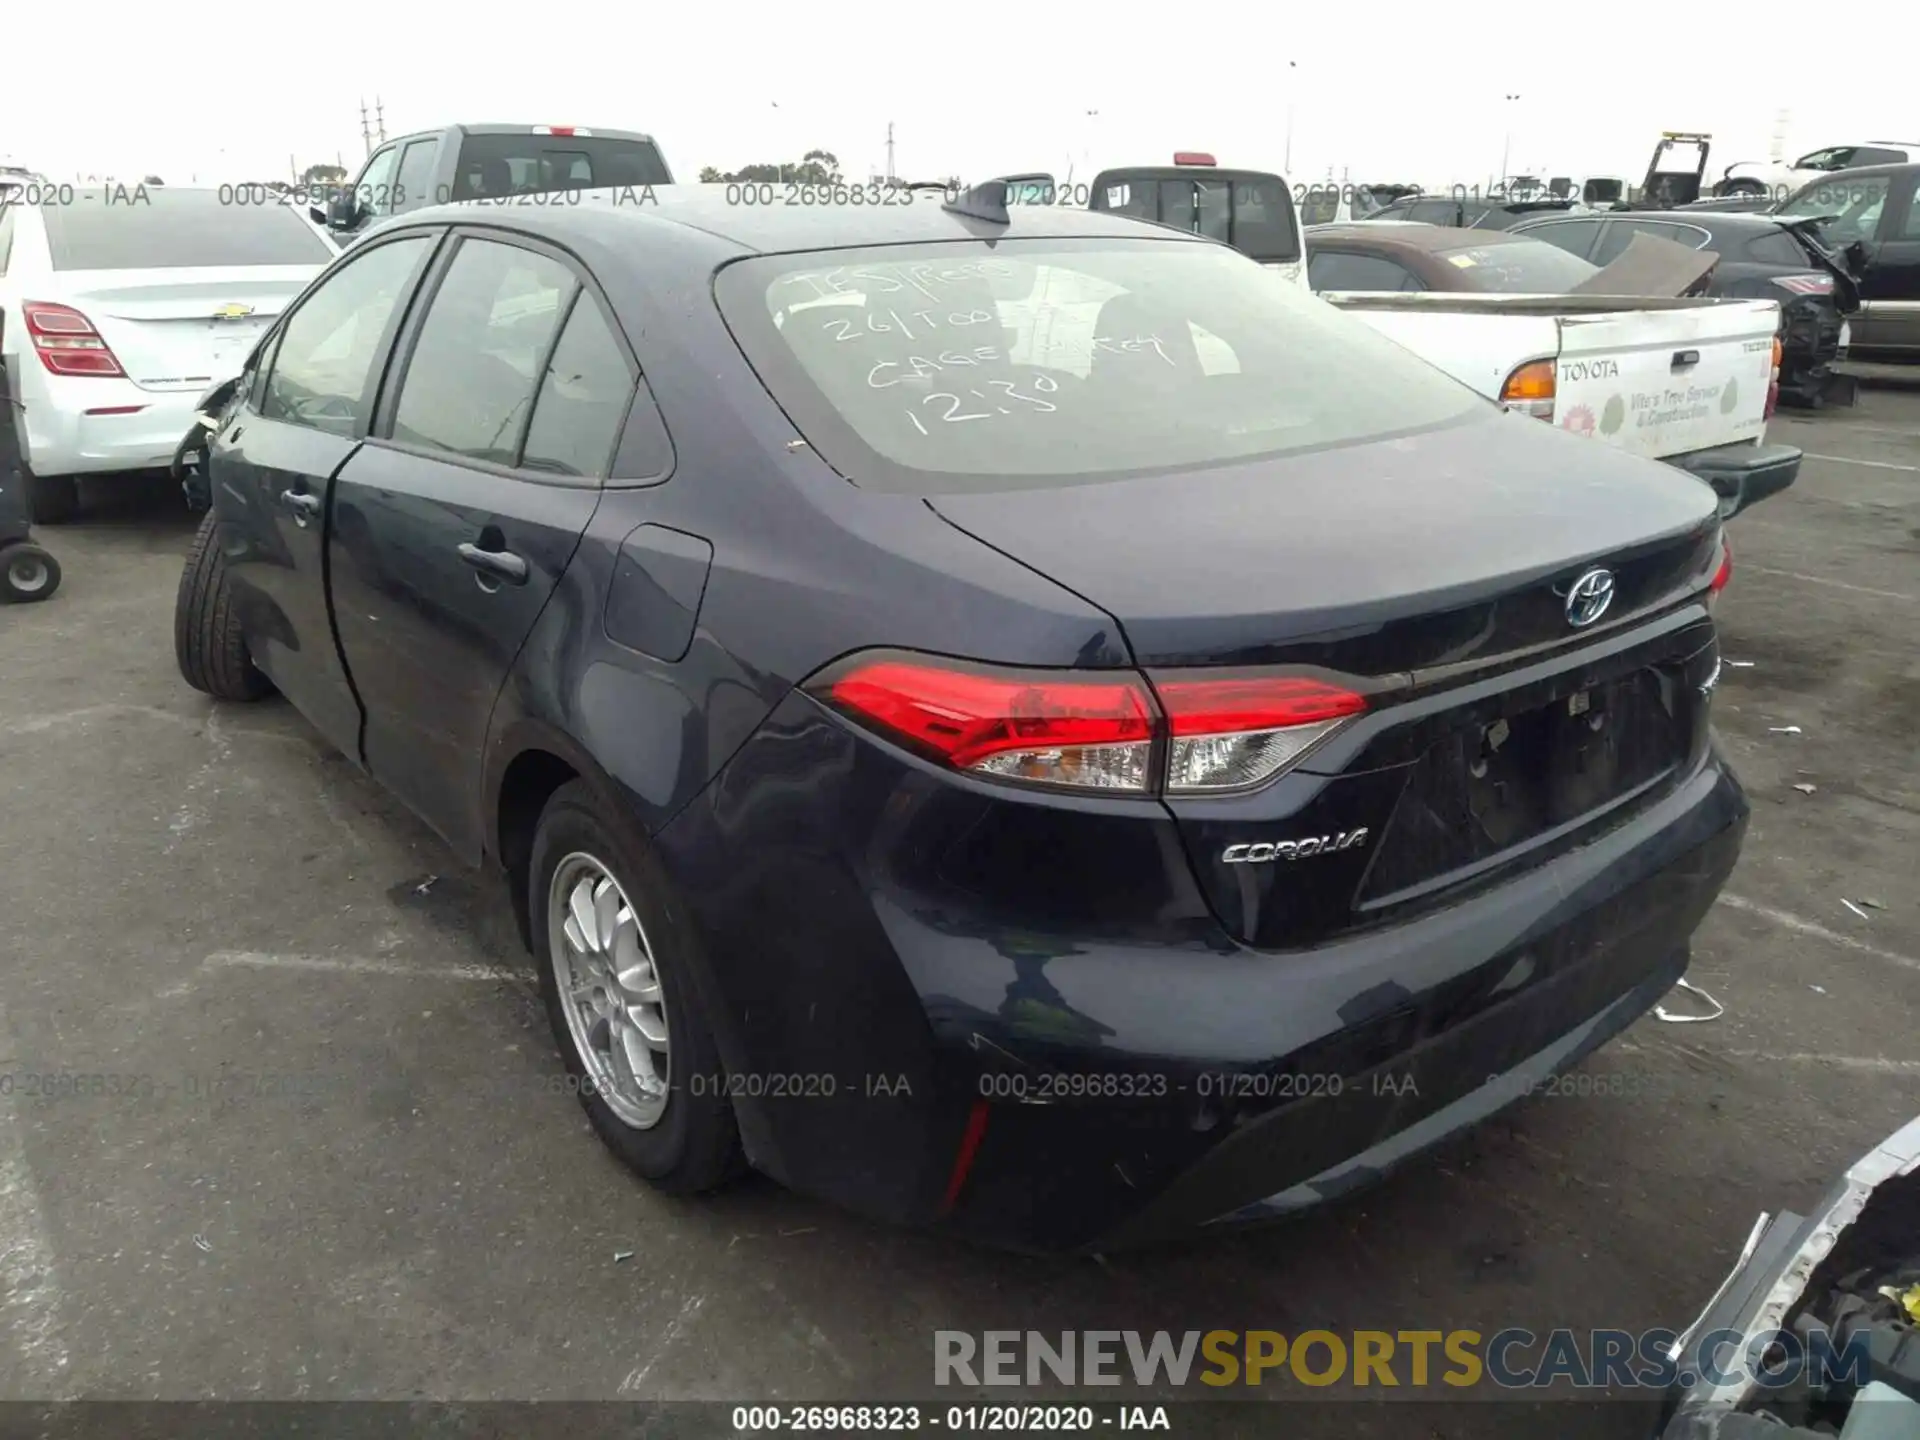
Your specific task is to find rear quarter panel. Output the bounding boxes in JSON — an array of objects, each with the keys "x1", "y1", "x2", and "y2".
[{"x1": 479, "y1": 215, "x2": 1130, "y2": 845}]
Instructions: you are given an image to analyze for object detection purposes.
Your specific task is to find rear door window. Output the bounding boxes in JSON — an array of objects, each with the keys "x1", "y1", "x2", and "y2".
[
  {"x1": 389, "y1": 237, "x2": 574, "y2": 465},
  {"x1": 1406, "y1": 199, "x2": 1464, "y2": 225},
  {"x1": 262, "y1": 236, "x2": 433, "y2": 436},
  {"x1": 519, "y1": 296, "x2": 637, "y2": 479},
  {"x1": 448, "y1": 134, "x2": 672, "y2": 200},
  {"x1": 42, "y1": 188, "x2": 336, "y2": 270}
]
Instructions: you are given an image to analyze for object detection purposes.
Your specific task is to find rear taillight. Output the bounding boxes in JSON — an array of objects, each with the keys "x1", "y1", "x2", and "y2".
[
  {"x1": 532, "y1": 125, "x2": 587, "y2": 136},
  {"x1": 1765, "y1": 335, "x2": 1782, "y2": 420},
  {"x1": 1173, "y1": 151, "x2": 1217, "y2": 167},
  {"x1": 1772, "y1": 273, "x2": 1834, "y2": 296},
  {"x1": 22, "y1": 301, "x2": 126, "y2": 378},
  {"x1": 812, "y1": 654, "x2": 1367, "y2": 796},
  {"x1": 1499, "y1": 359, "x2": 1556, "y2": 420},
  {"x1": 1709, "y1": 531, "x2": 1732, "y2": 603},
  {"x1": 1152, "y1": 674, "x2": 1368, "y2": 793},
  {"x1": 821, "y1": 658, "x2": 1157, "y2": 791}
]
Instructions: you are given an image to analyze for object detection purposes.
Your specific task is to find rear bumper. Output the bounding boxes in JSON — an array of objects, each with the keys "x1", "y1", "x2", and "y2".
[
  {"x1": 654, "y1": 689, "x2": 1750, "y2": 1252},
  {"x1": 1669, "y1": 442, "x2": 1801, "y2": 519},
  {"x1": 14, "y1": 374, "x2": 201, "y2": 478}
]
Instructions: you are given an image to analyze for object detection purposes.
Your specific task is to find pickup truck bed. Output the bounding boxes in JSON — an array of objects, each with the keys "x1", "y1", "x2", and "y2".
[{"x1": 1322, "y1": 290, "x2": 1800, "y2": 516}]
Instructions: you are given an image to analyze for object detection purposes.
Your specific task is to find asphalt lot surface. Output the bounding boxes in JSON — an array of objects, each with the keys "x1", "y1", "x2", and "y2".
[{"x1": 1, "y1": 392, "x2": 1915, "y2": 1437}]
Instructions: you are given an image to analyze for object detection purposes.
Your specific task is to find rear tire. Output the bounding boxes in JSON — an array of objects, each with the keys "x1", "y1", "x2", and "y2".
[
  {"x1": 174, "y1": 512, "x2": 272, "y2": 701},
  {"x1": 0, "y1": 543, "x2": 61, "y2": 603},
  {"x1": 530, "y1": 780, "x2": 743, "y2": 1195},
  {"x1": 25, "y1": 472, "x2": 79, "y2": 525}
]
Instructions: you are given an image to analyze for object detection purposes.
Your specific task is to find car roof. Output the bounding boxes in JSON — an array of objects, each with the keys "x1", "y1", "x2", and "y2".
[
  {"x1": 1594, "y1": 210, "x2": 1782, "y2": 231},
  {"x1": 388, "y1": 183, "x2": 1213, "y2": 260},
  {"x1": 379, "y1": 123, "x2": 663, "y2": 147},
  {"x1": 1792, "y1": 161, "x2": 1920, "y2": 182}
]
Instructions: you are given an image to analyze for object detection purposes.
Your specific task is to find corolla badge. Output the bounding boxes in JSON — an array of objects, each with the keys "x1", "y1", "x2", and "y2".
[
  {"x1": 1222, "y1": 829, "x2": 1369, "y2": 864},
  {"x1": 1564, "y1": 568, "x2": 1616, "y2": 629}
]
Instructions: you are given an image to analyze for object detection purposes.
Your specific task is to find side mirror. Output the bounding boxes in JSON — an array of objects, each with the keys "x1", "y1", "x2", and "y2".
[{"x1": 325, "y1": 191, "x2": 361, "y2": 231}]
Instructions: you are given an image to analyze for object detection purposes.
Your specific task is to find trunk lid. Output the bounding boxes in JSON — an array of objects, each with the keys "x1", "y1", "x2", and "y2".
[
  {"x1": 1567, "y1": 232, "x2": 1719, "y2": 298},
  {"x1": 56, "y1": 270, "x2": 314, "y2": 393},
  {"x1": 929, "y1": 410, "x2": 1723, "y2": 949},
  {"x1": 928, "y1": 408, "x2": 1718, "y2": 671}
]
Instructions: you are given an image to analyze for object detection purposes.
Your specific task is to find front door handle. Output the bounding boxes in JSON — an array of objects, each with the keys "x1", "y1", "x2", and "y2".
[
  {"x1": 1671, "y1": 349, "x2": 1701, "y2": 370},
  {"x1": 457, "y1": 542, "x2": 529, "y2": 586},
  {"x1": 279, "y1": 489, "x2": 321, "y2": 524}
]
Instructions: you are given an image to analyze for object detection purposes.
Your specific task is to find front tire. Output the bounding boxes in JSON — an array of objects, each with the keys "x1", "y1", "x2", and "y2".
[
  {"x1": 25, "y1": 472, "x2": 79, "y2": 525},
  {"x1": 0, "y1": 543, "x2": 61, "y2": 603},
  {"x1": 174, "y1": 512, "x2": 272, "y2": 701},
  {"x1": 530, "y1": 780, "x2": 742, "y2": 1194}
]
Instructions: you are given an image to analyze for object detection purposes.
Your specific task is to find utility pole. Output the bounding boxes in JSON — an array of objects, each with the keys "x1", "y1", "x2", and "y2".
[
  {"x1": 885, "y1": 122, "x2": 895, "y2": 184},
  {"x1": 374, "y1": 97, "x2": 386, "y2": 145},
  {"x1": 360, "y1": 99, "x2": 373, "y2": 158},
  {"x1": 1499, "y1": 94, "x2": 1521, "y2": 192},
  {"x1": 1284, "y1": 61, "x2": 1298, "y2": 173}
]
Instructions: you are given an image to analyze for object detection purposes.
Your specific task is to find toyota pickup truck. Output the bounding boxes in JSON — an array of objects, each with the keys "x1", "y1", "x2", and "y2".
[{"x1": 1315, "y1": 232, "x2": 1800, "y2": 519}]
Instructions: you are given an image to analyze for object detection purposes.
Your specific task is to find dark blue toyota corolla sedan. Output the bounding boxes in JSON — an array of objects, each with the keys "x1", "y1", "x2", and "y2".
[{"x1": 173, "y1": 182, "x2": 1747, "y2": 1251}]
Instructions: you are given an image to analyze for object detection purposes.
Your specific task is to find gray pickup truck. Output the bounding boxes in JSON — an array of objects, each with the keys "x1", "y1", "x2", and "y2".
[{"x1": 309, "y1": 124, "x2": 674, "y2": 243}]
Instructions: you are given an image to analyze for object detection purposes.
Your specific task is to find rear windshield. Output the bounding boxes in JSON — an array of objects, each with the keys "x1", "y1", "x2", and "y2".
[
  {"x1": 42, "y1": 189, "x2": 334, "y2": 271},
  {"x1": 1432, "y1": 239, "x2": 1600, "y2": 292},
  {"x1": 1583, "y1": 179, "x2": 1625, "y2": 204},
  {"x1": 449, "y1": 134, "x2": 672, "y2": 200},
  {"x1": 1091, "y1": 173, "x2": 1300, "y2": 263},
  {"x1": 715, "y1": 239, "x2": 1485, "y2": 494}
]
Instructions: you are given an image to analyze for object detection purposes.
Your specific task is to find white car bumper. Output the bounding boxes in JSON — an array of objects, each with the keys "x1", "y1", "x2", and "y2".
[{"x1": 16, "y1": 372, "x2": 204, "y2": 479}]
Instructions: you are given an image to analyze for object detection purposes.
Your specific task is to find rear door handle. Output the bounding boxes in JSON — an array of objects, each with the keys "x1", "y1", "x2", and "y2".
[
  {"x1": 279, "y1": 489, "x2": 321, "y2": 522},
  {"x1": 457, "y1": 542, "x2": 529, "y2": 586},
  {"x1": 1671, "y1": 349, "x2": 1701, "y2": 370}
]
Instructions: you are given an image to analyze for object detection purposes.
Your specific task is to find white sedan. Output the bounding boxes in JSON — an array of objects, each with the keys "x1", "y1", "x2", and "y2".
[{"x1": 0, "y1": 185, "x2": 336, "y2": 522}]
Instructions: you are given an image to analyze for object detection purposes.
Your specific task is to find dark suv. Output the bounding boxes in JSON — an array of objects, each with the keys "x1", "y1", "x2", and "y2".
[
  {"x1": 1773, "y1": 163, "x2": 1920, "y2": 361},
  {"x1": 1511, "y1": 209, "x2": 1862, "y2": 405}
]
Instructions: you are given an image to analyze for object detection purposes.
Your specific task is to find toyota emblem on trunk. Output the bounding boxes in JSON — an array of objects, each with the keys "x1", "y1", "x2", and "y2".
[{"x1": 1564, "y1": 568, "x2": 1616, "y2": 629}]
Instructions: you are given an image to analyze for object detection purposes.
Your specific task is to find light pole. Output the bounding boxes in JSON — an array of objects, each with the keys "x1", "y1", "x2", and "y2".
[
  {"x1": 1499, "y1": 93, "x2": 1521, "y2": 193},
  {"x1": 1284, "y1": 62, "x2": 1299, "y2": 174}
]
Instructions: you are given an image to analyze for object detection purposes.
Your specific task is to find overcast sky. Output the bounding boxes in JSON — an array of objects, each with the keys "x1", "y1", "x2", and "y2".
[{"x1": 6, "y1": 4, "x2": 1917, "y2": 190}]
